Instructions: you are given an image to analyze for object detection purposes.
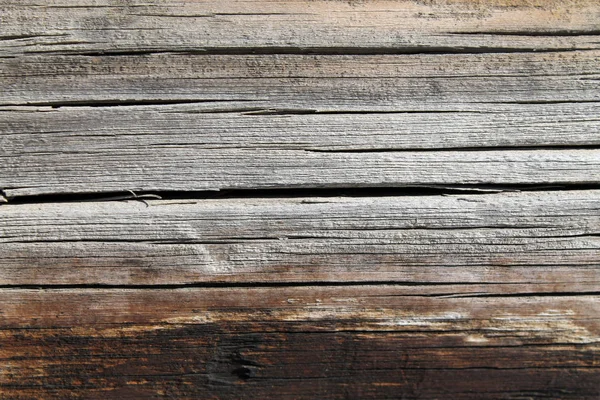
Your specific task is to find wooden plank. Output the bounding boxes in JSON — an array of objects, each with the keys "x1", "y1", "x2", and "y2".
[
  {"x1": 0, "y1": 287, "x2": 598, "y2": 399},
  {"x1": 4, "y1": 102, "x2": 600, "y2": 151},
  {"x1": 2, "y1": 52, "x2": 599, "y2": 107},
  {"x1": 3, "y1": 102, "x2": 600, "y2": 156},
  {"x1": 1, "y1": 190, "x2": 598, "y2": 286},
  {"x1": 2, "y1": 2, "x2": 599, "y2": 398},
  {"x1": 2, "y1": 51, "x2": 598, "y2": 197},
  {"x1": 2, "y1": 145, "x2": 599, "y2": 197},
  {"x1": 1, "y1": 0, "x2": 600, "y2": 58}
]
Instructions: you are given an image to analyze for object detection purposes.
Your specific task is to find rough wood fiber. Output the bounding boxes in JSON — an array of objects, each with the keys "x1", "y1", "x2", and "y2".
[
  {"x1": 1, "y1": 0, "x2": 600, "y2": 398},
  {"x1": 3, "y1": 146, "x2": 600, "y2": 198},
  {"x1": 2, "y1": 53, "x2": 599, "y2": 198},
  {"x1": 0, "y1": 287, "x2": 598, "y2": 399},
  {"x1": 2, "y1": 52, "x2": 600, "y2": 107},
  {"x1": 4, "y1": 102, "x2": 600, "y2": 150},
  {"x1": 3, "y1": 104, "x2": 600, "y2": 197},
  {"x1": 1, "y1": 190, "x2": 599, "y2": 287},
  {"x1": 2, "y1": 3, "x2": 600, "y2": 198},
  {"x1": 1, "y1": 0, "x2": 600, "y2": 58}
]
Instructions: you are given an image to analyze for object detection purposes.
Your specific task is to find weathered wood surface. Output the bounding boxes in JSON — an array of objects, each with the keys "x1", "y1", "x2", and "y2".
[
  {"x1": 1, "y1": 190, "x2": 599, "y2": 287},
  {"x1": 3, "y1": 51, "x2": 600, "y2": 197},
  {"x1": 3, "y1": 145, "x2": 599, "y2": 198},
  {"x1": 1, "y1": 0, "x2": 600, "y2": 398},
  {"x1": 2, "y1": 2, "x2": 600, "y2": 198},
  {"x1": 2, "y1": 52, "x2": 600, "y2": 107},
  {"x1": 0, "y1": 287, "x2": 598, "y2": 399},
  {"x1": 2, "y1": 0, "x2": 600, "y2": 57},
  {"x1": 3, "y1": 101, "x2": 600, "y2": 197}
]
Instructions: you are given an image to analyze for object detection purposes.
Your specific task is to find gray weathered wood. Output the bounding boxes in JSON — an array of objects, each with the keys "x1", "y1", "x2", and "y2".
[
  {"x1": 2, "y1": 51, "x2": 599, "y2": 197},
  {"x1": 1, "y1": 190, "x2": 598, "y2": 287},
  {"x1": 3, "y1": 101, "x2": 599, "y2": 150},
  {"x1": 3, "y1": 145, "x2": 599, "y2": 197},
  {"x1": 2, "y1": 18, "x2": 599, "y2": 198},
  {"x1": 1, "y1": 0, "x2": 600, "y2": 58},
  {"x1": 2, "y1": 52, "x2": 599, "y2": 107}
]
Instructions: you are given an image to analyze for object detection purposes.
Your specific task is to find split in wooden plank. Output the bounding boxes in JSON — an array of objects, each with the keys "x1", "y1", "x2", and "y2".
[
  {"x1": 2, "y1": 0, "x2": 600, "y2": 57},
  {"x1": 1, "y1": 190, "x2": 598, "y2": 286},
  {"x1": 2, "y1": 51, "x2": 598, "y2": 199},
  {"x1": 0, "y1": 287, "x2": 598, "y2": 399}
]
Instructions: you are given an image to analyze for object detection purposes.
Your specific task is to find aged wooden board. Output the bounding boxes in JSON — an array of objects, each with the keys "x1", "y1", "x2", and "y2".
[
  {"x1": 1, "y1": 190, "x2": 599, "y2": 287},
  {"x1": 2, "y1": 52, "x2": 599, "y2": 107},
  {"x1": 2, "y1": 52, "x2": 599, "y2": 198},
  {"x1": 1, "y1": 0, "x2": 600, "y2": 398},
  {"x1": 0, "y1": 287, "x2": 598, "y2": 399},
  {"x1": 4, "y1": 102, "x2": 600, "y2": 151},
  {"x1": 2, "y1": 0, "x2": 600, "y2": 58},
  {"x1": 0, "y1": 145, "x2": 600, "y2": 197},
  {"x1": 3, "y1": 146, "x2": 599, "y2": 197},
  {"x1": 2, "y1": 4, "x2": 599, "y2": 198}
]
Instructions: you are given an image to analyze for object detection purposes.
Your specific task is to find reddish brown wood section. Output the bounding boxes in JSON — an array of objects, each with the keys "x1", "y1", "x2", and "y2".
[{"x1": 1, "y1": 288, "x2": 599, "y2": 399}]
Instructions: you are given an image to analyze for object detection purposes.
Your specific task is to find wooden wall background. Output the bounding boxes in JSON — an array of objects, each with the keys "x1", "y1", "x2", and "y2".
[{"x1": 1, "y1": 1, "x2": 599, "y2": 398}]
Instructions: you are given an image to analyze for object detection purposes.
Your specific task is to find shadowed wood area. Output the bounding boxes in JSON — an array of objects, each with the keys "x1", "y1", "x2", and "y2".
[
  {"x1": 0, "y1": 288, "x2": 599, "y2": 399},
  {"x1": 1, "y1": 0, "x2": 599, "y2": 399}
]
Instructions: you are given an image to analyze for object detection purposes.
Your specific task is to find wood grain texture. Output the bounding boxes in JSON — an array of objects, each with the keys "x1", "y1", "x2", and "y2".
[
  {"x1": 3, "y1": 146, "x2": 599, "y2": 197},
  {"x1": 0, "y1": 287, "x2": 598, "y2": 399},
  {"x1": 4, "y1": 101, "x2": 600, "y2": 151},
  {"x1": 2, "y1": 0, "x2": 600, "y2": 398},
  {"x1": 2, "y1": 5, "x2": 599, "y2": 198},
  {"x1": 1, "y1": 0, "x2": 600, "y2": 58},
  {"x1": 2, "y1": 52, "x2": 599, "y2": 197},
  {"x1": 1, "y1": 190, "x2": 599, "y2": 287},
  {"x1": 2, "y1": 52, "x2": 600, "y2": 107},
  {"x1": 2, "y1": 101, "x2": 600, "y2": 197}
]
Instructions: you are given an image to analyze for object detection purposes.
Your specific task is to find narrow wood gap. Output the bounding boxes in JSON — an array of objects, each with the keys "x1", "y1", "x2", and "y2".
[
  {"x1": 9, "y1": 230, "x2": 598, "y2": 244},
  {"x1": 6, "y1": 99, "x2": 260, "y2": 108},
  {"x1": 3, "y1": 184, "x2": 600, "y2": 205},
  {"x1": 473, "y1": 100, "x2": 600, "y2": 105},
  {"x1": 5, "y1": 101, "x2": 599, "y2": 110},
  {"x1": 0, "y1": 286, "x2": 597, "y2": 299},
  {"x1": 302, "y1": 144, "x2": 600, "y2": 153},
  {"x1": 24, "y1": 46, "x2": 591, "y2": 58},
  {"x1": 450, "y1": 30, "x2": 600, "y2": 37},
  {"x1": 0, "y1": 33, "x2": 70, "y2": 41},
  {"x1": 0, "y1": 281, "x2": 595, "y2": 295},
  {"x1": 0, "y1": 281, "x2": 490, "y2": 290},
  {"x1": 441, "y1": 291, "x2": 600, "y2": 299}
]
